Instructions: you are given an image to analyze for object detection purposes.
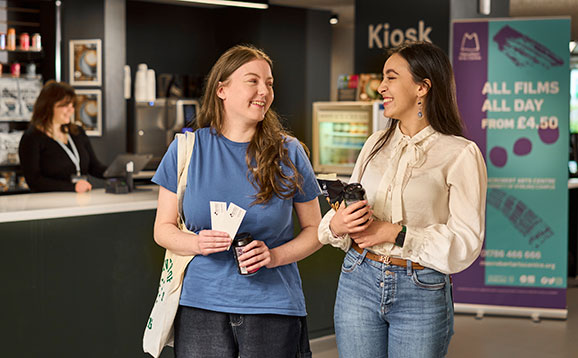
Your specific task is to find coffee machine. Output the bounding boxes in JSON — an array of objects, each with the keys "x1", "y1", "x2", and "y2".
[{"x1": 131, "y1": 98, "x2": 199, "y2": 170}]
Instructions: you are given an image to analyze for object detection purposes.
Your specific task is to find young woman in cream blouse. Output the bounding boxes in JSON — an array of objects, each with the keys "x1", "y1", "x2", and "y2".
[{"x1": 318, "y1": 41, "x2": 487, "y2": 358}]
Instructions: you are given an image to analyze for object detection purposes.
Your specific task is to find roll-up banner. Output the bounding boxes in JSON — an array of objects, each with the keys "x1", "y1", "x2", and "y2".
[{"x1": 452, "y1": 18, "x2": 570, "y2": 319}]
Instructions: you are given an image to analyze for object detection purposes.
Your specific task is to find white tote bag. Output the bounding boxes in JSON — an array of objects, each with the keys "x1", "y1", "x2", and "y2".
[{"x1": 143, "y1": 131, "x2": 196, "y2": 358}]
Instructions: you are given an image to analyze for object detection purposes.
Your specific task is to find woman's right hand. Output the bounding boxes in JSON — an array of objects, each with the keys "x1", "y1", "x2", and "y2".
[
  {"x1": 329, "y1": 200, "x2": 373, "y2": 237},
  {"x1": 74, "y1": 179, "x2": 92, "y2": 193},
  {"x1": 195, "y1": 230, "x2": 232, "y2": 256}
]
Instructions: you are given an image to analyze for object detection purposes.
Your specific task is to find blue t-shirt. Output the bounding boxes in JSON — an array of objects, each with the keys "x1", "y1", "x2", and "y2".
[{"x1": 152, "y1": 127, "x2": 321, "y2": 316}]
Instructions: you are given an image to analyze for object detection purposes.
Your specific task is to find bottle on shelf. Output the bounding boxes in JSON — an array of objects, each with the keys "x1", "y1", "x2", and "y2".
[
  {"x1": 10, "y1": 62, "x2": 20, "y2": 77},
  {"x1": 19, "y1": 33, "x2": 29, "y2": 51},
  {"x1": 146, "y1": 68, "x2": 156, "y2": 102},
  {"x1": 124, "y1": 65, "x2": 131, "y2": 99},
  {"x1": 6, "y1": 28, "x2": 16, "y2": 51},
  {"x1": 26, "y1": 63, "x2": 36, "y2": 78},
  {"x1": 134, "y1": 63, "x2": 148, "y2": 102},
  {"x1": 31, "y1": 33, "x2": 41, "y2": 51}
]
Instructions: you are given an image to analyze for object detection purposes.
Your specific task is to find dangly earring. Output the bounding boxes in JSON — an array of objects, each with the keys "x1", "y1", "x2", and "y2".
[{"x1": 417, "y1": 99, "x2": 423, "y2": 120}]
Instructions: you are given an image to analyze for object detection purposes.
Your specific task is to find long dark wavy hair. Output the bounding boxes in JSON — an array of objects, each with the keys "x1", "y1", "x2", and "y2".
[
  {"x1": 361, "y1": 41, "x2": 463, "y2": 176},
  {"x1": 195, "y1": 44, "x2": 305, "y2": 205},
  {"x1": 30, "y1": 80, "x2": 80, "y2": 136}
]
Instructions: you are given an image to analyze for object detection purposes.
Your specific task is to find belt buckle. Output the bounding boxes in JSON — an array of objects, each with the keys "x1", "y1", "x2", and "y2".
[{"x1": 379, "y1": 255, "x2": 391, "y2": 265}]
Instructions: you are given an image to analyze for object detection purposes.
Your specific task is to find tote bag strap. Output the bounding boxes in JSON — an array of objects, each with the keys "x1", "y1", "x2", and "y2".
[{"x1": 175, "y1": 131, "x2": 195, "y2": 232}]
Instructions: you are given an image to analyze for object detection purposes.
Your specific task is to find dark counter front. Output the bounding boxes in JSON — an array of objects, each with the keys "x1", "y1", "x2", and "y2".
[
  {"x1": 1, "y1": 210, "x2": 164, "y2": 358},
  {"x1": 1, "y1": 198, "x2": 343, "y2": 358}
]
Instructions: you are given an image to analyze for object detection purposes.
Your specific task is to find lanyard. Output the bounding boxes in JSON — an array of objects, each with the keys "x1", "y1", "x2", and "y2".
[{"x1": 55, "y1": 134, "x2": 81, "y2": 176}]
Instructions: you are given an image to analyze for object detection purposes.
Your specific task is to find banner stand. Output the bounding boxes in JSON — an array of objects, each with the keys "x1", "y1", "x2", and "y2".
[
  {"x1": 454, "y1": 303, "x2": 567, "y2": 321},
  {"x1": 451, "y1": 17, "x2": 570, "y2": 320}
]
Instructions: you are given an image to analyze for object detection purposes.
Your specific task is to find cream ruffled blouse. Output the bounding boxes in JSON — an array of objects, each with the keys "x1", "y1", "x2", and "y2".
[{"x1": 318, "y1": 123, "x2": 488, "y2": 274}]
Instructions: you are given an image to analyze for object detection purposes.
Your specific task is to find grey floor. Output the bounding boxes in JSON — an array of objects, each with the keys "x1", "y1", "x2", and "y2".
[{"x1": 311, "y1": 277, "x2": 578, "y2": 358}]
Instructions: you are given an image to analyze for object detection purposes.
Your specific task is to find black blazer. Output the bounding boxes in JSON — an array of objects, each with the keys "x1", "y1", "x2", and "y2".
[{"x1": 18, "y1": 126, "x2": 107, "y2": 192}]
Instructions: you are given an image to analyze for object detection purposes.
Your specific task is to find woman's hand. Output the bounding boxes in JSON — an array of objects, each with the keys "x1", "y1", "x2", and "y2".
[
  {"x1": 351, "y1": 221, "x2": 402, "y2": 249},
  {"x1": 329, "y1": 200, "x2": 373, "y2": 237},
  {"x1": 75, "y1": 179, "x2": 92, "y2": 193},
  {"x1": 195, "y1": 230, "x2": 231, "y2": 256},
  {"x1": 238, "y1": 240, "x2": 272, "y2": 272}
]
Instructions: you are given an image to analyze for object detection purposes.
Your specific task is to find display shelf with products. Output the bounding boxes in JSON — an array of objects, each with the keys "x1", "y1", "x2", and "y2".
[
  {"x1": 0, "y1": 1, "x2": 56, "y2": 195},
  {"x1": 0, "y1": 170, "x2": 28, "y2": 194},
  {"x1": 313, "y1": 101, "x2": 387, "y2": 176},
  {"x1": 0, "y1": 76, "x2": 43, "y2": 121},
  {"x1": 0, "y1": 2, "x2": 47, "y2": 77}
]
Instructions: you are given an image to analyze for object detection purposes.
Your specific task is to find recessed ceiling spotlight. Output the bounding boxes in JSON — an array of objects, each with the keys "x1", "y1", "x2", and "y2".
[{"x1": 329, "y1": 14, "x2": 339, "y2": 25}]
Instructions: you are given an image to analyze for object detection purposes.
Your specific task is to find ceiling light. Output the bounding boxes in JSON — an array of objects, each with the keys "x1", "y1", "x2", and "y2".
[
  {"x1": 175, "y1": 0, "x2": 268, "y2": 9},
  {"x1": 570, "y1": 41, "x2": 577, "y2": 53},
  {"x1": 329, "y1": 14, "x2": 339, "y2": 25}
]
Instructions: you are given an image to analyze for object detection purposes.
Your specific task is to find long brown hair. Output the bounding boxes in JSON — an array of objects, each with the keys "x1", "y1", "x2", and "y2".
[
  {"x1": 30, "y1": 80, "x2": 79, "y2": 135},
  {"x1": 362, "y1": 41, "x2": 463, "y2": 176},
  {"x1": 195, "y1": 44, "x2": 305, "y2": 205}
]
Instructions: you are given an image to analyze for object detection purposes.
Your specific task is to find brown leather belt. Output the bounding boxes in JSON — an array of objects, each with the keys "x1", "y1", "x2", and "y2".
[{"x1": 352, "y1": 242, "x2": 425, "y2": 270}]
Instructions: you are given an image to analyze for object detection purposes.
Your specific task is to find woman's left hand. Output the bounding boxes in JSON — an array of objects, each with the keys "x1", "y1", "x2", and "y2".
[
  {"x1": 351, "y1": 221, "x2": 401, "y2": 249},
  {"x1": 238, "y1": 240, "x2": 273, "y2": 272}
]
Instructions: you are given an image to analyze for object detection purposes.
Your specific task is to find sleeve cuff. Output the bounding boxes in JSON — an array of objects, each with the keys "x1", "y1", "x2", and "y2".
[
  {"x1": 318, "y1": 210, "x2": 351, "y2": 252},
  {"x1": 401, "y1": 225, "x2": 427, "y2": 261}
]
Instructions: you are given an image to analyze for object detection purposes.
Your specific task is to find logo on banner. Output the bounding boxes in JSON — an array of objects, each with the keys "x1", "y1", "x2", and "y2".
[
  {"x1": 458, "y1": 32, "x2": 482, "y2": 61},
  {"x1": 493, "y1": 25, "x2": 564, "y2": 69}
]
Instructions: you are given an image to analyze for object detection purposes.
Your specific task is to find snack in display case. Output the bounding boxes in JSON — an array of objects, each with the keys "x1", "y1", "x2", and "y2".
[
  {"x1": 357, "y1": 73, "x2": 382, "y2": 101},
  {"x1": 337, "y1": 74, "x2": 359, "y2": 101},
  {"x1": 313, "y1": 101, "x2": 387, "y2": 176}
]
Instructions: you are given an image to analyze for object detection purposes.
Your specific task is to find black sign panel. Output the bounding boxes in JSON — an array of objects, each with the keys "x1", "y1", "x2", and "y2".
[{"x1": 354, "y1": 0, "x2": 450, "y2": 73}]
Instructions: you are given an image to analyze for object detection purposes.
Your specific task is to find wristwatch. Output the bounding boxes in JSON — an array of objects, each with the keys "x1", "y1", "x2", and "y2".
[{"x1": 394, "y1": 225, "x2": 406, "y2": 247}]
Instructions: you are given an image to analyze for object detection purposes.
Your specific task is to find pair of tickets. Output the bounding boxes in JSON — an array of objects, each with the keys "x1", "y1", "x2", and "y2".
[{"x1": 209, "y1": 201, "x2": 246, "y2": 249}]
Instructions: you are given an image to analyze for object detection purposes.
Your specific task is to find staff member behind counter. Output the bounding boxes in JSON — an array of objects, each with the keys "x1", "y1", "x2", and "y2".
[{"x1": 18, "y1": 81, "x2": 107, "y2": 193}]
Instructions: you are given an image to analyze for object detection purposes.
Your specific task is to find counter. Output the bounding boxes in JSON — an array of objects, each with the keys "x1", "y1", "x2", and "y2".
[
  {"x1": 0, "y1": 189, "x2": 341, "y2": 358},
  {"x1": 0, "y1": 186, "x2": 158, "y2": 223}
]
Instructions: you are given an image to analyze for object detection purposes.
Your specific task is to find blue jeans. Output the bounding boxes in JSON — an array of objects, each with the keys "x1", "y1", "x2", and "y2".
[
  {"x1": 334, "y1": 248, "x2": 454, "y2": 358},
  {"x1": 174, "y1": 306, "x2": 311, "y2": 358}
]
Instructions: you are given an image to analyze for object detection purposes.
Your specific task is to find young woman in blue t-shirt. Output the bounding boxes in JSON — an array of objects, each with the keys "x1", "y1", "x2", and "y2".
[{"x1": 152, "y1": 44, "x2": 322, "y2": 357}]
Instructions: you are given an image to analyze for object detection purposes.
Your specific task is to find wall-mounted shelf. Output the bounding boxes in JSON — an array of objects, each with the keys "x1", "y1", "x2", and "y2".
[
  {"x1": 0, "y1": 49, "x2": 42, "y2": 53},
  {"x1": 0, "y1": 74, "x2": 41, "y2": 79},
  {"x1": 0, "y1": 164, "x2": 21, "y2": 170},
  {"x1": 0, "y1": 118, "x2": 30, "y2": 122}
]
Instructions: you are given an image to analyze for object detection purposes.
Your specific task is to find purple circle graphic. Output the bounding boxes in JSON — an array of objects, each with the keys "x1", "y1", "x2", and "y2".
[
  {"x1": 538, "y1": 127, "x2": 559, "y2": 144},
  {"x1": 490, "y1": 146, "x2": 508, "y2": 167},
  {"x1": 513, "y1": 137, "x2": 532, "y2": 156}
]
